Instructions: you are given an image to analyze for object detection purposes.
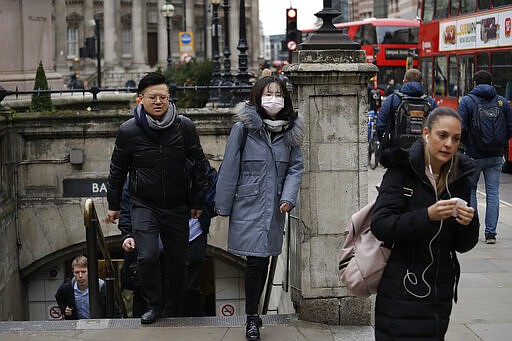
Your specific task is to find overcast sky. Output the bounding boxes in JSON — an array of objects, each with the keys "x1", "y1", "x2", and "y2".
[{"x1": 259, "y1": 0, "x2": 324, "y2": 35}]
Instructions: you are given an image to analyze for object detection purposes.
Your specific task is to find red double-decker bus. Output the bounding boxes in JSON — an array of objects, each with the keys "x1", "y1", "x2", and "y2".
[
  {"x1": 303, "y1": 18, "x2": 420, "y2": 91},
  {"x1": 418, "y1": 0, "x2": 512, "y2": 108},
  {"x1": 418, "y1": 0, "x2": 512, "y2": 170}
]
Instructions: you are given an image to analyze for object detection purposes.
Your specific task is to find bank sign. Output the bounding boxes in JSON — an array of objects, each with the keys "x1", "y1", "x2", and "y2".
[
  {"x1": 63, "y1": 178, "x2": 108, "y2": 197},
  {"x1": 439, "y1": 8, "x2": 512, "y2": 51}
]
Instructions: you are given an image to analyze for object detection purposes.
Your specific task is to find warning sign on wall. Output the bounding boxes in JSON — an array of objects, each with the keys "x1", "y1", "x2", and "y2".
[
  {"x1": 220, "y1": 303, "x2": 235, "y2": 316},
  {"x1": 48, "y1": 305, "x2": 63, "y2": 320}
]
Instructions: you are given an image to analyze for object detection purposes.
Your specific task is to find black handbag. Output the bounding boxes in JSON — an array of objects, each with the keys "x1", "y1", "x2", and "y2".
[{"x1": 120, "y1": 251, "x2": 141, "y2": 291}]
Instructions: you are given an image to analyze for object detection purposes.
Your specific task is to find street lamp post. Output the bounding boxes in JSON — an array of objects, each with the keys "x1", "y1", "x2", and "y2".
[
  {"x1": 209, "y1": 0, "x2": 222, "y2": 103},
  {"x1": 210, "y1": 0, "x2": 222, "y2": 85},
  {"x1": 218, "y1": 0, "x2": 234, "y2": 106},
  {"x1": 236, "y1": 0, "x2": 251, "y2": 100},
  {"x1": 160, "y1": 2, "x2": 175, "y2": 67}
]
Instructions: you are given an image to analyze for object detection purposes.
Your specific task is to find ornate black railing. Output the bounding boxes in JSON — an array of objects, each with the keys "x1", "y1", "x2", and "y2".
[{"x1": 0, "y1": 83, "x2": 253, "y2": 110}]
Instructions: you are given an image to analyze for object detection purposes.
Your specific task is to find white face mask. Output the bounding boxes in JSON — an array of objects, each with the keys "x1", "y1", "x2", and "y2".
[{"x1": 261, "y1": 96, "x2": 285, "y2": 116}]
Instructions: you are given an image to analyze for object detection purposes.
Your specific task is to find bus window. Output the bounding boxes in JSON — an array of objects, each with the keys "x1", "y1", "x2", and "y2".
[
  {"x1": 491, "y1": 51, "x2": 512, "y2": 99},
  {"x1": 492, "y1": 0, "x2": 512, "y2": 8},
  {"x1": 458, "y1": 54, "x2": 474, "y2": 99},
  {"x1": 377, "y1": 26, "x2": 418, "y2": 44},
  {"x1": 421, "y1": 57, "x2": 433, "y2": 96},
  {"x1": 478, "y1": 0, "x2": 491, "y2": 10},
  {"x1": 423, "y1": 0, "x2": 434, "y2": 22},
  {"x1": 450, "y1": 0, "x2": 460, "y2": 16},
  {"x1": 460, "y1": 0, "x2": 476, "y2": 14},
  {"x1": 362, "y1": 25, "x2": 377, "y2": 45},
  {"x1": 353, "y1": 25, "x2": 364, "y2": 44},
  {"x1": 435, "y1": 0, "x2": 449, "y2": 19},
  {"x1": 434, "y1": 56, "x2": 448, "y2": 96},
  {"x1": 477, "y1": 52, "x2": 489, "y2": 71},
  {"x1": 448, "y1": 55, "x2": 458, "y2": 97}
]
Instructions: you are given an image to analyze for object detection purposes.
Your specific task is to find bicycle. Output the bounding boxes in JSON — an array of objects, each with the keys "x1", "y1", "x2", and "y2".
[{"x1": 367, "y1": 110, "x2": 380, "y2": 170}]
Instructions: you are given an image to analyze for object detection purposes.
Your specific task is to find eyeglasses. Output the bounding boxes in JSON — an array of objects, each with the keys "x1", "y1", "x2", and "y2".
[{"x1": 142, "y1": 93, "x2": 170, "y2": 103}]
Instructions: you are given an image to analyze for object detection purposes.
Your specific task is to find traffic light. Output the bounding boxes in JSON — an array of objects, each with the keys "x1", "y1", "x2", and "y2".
[
  {"x1": 79, "y1": 37, "x2": 96, "y2": 58},
  {"x1": 285, "y1": 8, "x2": 302, "y2": 51}
]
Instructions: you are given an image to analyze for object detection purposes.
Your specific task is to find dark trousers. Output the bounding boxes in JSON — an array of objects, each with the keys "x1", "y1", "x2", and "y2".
[
  {"x1": 245, "y1": 256, "x2": 270, "y2": 315},
  {"x1": 182, "y1": 232, "x2": 207, "y2": 316},
  {"x1": 131, "y1": 198, "x2": 189, "y2": 315}
]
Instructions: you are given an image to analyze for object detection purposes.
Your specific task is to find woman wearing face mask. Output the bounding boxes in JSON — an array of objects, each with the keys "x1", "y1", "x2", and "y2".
[{"x1": 215, "y1": 76, "x2": 304, "y2": 340}]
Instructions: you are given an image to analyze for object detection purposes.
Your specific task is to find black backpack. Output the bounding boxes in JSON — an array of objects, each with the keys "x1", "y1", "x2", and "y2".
[
  {"x1": 467, "y1": 94, "x2": 507, "y2": 154},
  {"x1": 380, "y1": 92, "x2": 433, "y2": 152}
]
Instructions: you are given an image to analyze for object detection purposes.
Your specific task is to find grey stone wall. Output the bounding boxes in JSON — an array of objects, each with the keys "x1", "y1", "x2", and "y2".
[{"x1": 0, "y1": 104, "x2": 235, "y2": 320}]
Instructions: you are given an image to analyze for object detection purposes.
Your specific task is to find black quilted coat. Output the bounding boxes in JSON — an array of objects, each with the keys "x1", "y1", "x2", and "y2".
[
  {"x1": 107, "y1": 112, "x2": 209, "y2": 211},
  {"x1": 371, "y1": 140, "x2": 479, "y2": 340}
]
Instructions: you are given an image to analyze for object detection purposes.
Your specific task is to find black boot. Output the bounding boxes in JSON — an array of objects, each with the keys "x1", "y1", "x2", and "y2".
[{"x1": 246, "y1": 315, "x2": 261, "y2": 340}]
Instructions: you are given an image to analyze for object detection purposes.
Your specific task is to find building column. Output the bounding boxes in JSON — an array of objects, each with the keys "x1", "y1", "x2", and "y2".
[
  {"x1": 103, "y1": 0, "x2": 118, "y2": 69},
  {"x1": 131, "y1": 0, "x2": 146, "y2": 68},
  {"x1": 83, "y1": 0, "x2": 95, "y2": 37},
  {"x1": 249, "y1": 0, "x2": 261, "y2": 73},
  {"x1": 284, "y1": 50, "x2": 378, "y2": 325},
  {"x1": 54, "y1": 0, "x2": 67, "y2": 74},
  {"x1": 229, "y1": 0, "x2": 239, "y2": 72},
  {"x1": 81, "y1": 0, "x2": 96, "y2": 74},
  {"x1": 157, "y1": 0, "x2": 168, "y2": 66}
]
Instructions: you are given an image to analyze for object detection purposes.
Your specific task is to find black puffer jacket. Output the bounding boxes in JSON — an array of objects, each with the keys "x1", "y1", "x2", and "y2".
[
  {"x1": 371, "y1": 140, "x2": 479, "y2": 340},
  {"x1": 107, "y1": 113, "x2": 209, "y2": 211}
]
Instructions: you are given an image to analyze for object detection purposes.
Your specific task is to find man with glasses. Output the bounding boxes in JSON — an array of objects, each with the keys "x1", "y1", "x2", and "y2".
[{"x1": 106, "y1": 72, "x2": 210, "y2": 324}]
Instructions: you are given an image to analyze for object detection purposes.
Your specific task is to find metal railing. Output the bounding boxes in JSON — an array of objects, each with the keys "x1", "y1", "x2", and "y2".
[
  {"x1": 84, "y1": 198, "x2": 126, "y2": 318},
  {"x1": 0, "y1": 83, "x2": 254, "y2": 110}
]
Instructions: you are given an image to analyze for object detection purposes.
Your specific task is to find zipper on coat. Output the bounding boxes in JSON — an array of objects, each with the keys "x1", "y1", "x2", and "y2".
[{"x1": 160, "y1": 145, "x2": 166, "y2": 203}]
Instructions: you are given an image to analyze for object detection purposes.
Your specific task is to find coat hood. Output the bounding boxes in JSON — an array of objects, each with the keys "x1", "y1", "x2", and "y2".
[
  {"x1": 400, "y1": 81, "x2": 425, "y2": 97},
  {"x1": 236, "y1": 103, "x2": 304, "y2": 147},
  {"x1": 469, "y1": 84, "x2": 497, "y2": 100}
]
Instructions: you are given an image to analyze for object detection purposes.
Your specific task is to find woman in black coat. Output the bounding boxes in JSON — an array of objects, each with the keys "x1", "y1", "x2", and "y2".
[{"x1": 371, "y1": 107, "x2": 479, "y2": 340}]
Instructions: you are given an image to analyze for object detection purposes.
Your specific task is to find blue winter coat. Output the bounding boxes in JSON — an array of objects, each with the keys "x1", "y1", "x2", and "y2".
[
  {"x1": 458, "y1": 84, "x2": 512, "y2": 159},
  {"x1": 215, "y1": 104, "x2": 304, "y2": 257}
]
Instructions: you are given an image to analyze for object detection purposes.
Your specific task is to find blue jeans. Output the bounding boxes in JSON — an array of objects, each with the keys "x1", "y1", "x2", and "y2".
[{"x1": 468, "y1": 156, "x2": 504, "y2": 238}]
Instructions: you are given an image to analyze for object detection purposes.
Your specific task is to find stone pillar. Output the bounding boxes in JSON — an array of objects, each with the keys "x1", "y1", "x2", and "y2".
[
  {"x1": 0, "y1": 0, "x2": 62, "y2": 90},
  {"x1": 82, "y1": 0, "x2": 96, "y2": 74},
  {"x1": 185, "y1": 0, "x2": 194, "y2": 33},
  {"x1": 131, "y1": 0, "x2": 146, "y2": 68},
  {"x1": 157, "y1": 0, "x2": 167, "y2": 66},
  {"x1": 83, "y1": 0, "x2": 95, "y2": 37},
  {"x1": 54, "y1": 0, "x2": 67, "y2": 73},
  {"x1": 284, "y1": 50, "x2": 378, "y2": 325},
  {"x1": 229, "y1": 0, "x2": 239, "y2": 71},
  {"x1": 103, "y1": 0, "x2": 118, "y2": 69}
]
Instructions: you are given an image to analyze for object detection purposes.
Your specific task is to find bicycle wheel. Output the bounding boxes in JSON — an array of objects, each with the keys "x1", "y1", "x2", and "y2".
[{"x1": 368, "y1": 133, "x2": 379, "y2": 170}]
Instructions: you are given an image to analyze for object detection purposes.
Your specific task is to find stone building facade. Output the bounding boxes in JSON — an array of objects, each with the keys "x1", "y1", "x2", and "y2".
[
  {"x1": 350, "y1": 0, "x2": 418, "y2": 20},
  {"x1": 54, "y1": 0, "x2": 261, "y2": 87},
  {"x1": 0, "y1": 0, "x2": 262, "y2": 90}
]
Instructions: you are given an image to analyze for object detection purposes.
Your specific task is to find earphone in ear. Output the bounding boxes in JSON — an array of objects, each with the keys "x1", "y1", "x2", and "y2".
[{"x1": 425, "y1": 134, "x2": 429, "y2": 143}]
